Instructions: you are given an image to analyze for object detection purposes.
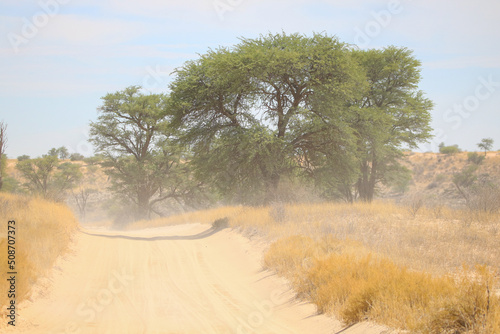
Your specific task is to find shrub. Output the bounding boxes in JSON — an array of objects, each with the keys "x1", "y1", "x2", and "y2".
[
  {"x1": 454, "y1": 166, "x2": 500, "y2": 214},
  {"x1": 84, "y1": 155, "x2": 104, "y2": 165},
  {"x1": 70, "y1": 153, "x2": 85, "y2": 161},
  {"x1": 440, "y1": 144, "x2": 461, "y2": 155},
  {"x1": 468, "y1": 152, "x2": 485, "y2": 165}
]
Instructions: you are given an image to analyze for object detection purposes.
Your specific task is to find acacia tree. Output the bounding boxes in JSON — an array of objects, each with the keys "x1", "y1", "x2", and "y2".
[
  {"x1": 477, "y1": 138, "x2": 493, "y2": 156},
  {"x1": 89, "y1": 86, "x2": 200, "y2": 220},
  {"x1": 292, "y1": 47, "x2": 432, "y2": 202},
  {"x1": 16, "y1": 156, "x2": 82, "y2": 201},
  {"x1": 349, "y1": 47, "x2": 433, "y2": 201},
  {"x1": 170, "y1": 32, "x2": 363, "y2": 204}
]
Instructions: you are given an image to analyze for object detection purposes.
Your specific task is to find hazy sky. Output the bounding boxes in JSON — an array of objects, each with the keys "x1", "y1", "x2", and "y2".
[{"x1": 1, "y1": 0, "x2": 499, "y2": 158}]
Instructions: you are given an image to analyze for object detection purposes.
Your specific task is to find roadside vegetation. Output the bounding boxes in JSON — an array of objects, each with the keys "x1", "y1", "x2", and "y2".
[{"x1": 0, "y1": 193, "x2": 78, "y2": 312}]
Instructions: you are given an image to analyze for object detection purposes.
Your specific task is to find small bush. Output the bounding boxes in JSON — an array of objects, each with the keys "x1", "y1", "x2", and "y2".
[
  {"x1": 212, "y1": 217, "x2": 229, "y2": 229},
  {"x1": 406, "y1": 194, "x2": 425, "y2": 218},
  {"x1": 440, "y1": 145, "x2": 461, "y2": 155},
  {"x1": 70, "y1": 153, "x2": 85, "y2": 161},
  {"x1": 467, "y1": 183, "x2": 500, "y2": 214},
  {"x1": 84, "y1": 155, "x2": 104, "y2": 165},
  {"x1": 468, "y1": 152, "x2": 485, "y2": 165}
]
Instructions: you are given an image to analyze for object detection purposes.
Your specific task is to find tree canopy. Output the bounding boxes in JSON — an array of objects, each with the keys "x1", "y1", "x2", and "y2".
[
  {"x1": 169, "y1": 32, "x2": 433, "y2": 203},
  {"x1": 89, "y1": 86, "x2": 202, "y2": 221},
  {"x1": 16, "y1": 155, "x2": 82, "y2": 201},
  {"x1": 86, "y1": 32, "x2": 434, "y2": 216},
  {"x1": 478, "y1": 138, "x2": 494, "y2": 156}
]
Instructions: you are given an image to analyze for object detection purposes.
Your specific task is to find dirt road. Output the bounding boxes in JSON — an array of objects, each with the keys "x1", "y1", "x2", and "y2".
[{"x1": 6, "y1": 223, "x2": 388, "y2": 333}]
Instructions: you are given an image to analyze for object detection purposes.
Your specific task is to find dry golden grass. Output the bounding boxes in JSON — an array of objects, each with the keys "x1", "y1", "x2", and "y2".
[
  {"x1": 130, "y1": 200, "x2": 500, "y2": 332},
  {"x1": 263, "y1": 235, "x2": 499, "y2": 333},
  {"x1": 0, "y1": 193, "x2": 78, "y2": 311}
]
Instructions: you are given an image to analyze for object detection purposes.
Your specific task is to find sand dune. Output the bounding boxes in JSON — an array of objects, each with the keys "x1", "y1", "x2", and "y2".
[{"x1": 6, "y1": 223, "x2": 389, "y2": 333}]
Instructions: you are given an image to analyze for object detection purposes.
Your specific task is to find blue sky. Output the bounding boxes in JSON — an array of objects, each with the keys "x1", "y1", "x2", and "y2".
[{"x1": 1, "y1": 0, "x2": 499, "y2": 158}]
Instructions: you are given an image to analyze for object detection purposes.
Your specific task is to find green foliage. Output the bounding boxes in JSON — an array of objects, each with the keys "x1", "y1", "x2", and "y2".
[
  {"x1": 386, "y1": 166, "x2": 413, "y2": 194},
  {"x1": 1, "y1": 176, "x2": 20, "y2": 193},
  {"x1": 15, "y1": 156, "x2": 82, "y2": 201},
  {"x1": 467, "y1": 152, "x2": 485, "y2": 165},
  {"x1": 170, "y1": 33, "x2": 432, "y2": 204},
  {"x1": 89, "y1": 86, "x2": 202, "y2": 221},
  {"x1": 47, "y1": 147, "x2": 69, "y2": 159},
  {"x1": 47, "y1": 148, "x2": 58, "y2": 157},
  {"x1": 69, "y1": 153, "x2": 85, "y2": 161},
  {"x1": 0, "y1": 163, "x2": 21, "y2": 194},
  {"x1": 439, "y1": 143, "x2": 461, "y2": 154},
  {"x1": 192, "y1": 126, "x2": 294, "y2": 205},
  {"x1": 477, "y1": 137, "x2": 494, "y2": 156},
  {"x1": 83, "y1": 154, "x2": 104, "y2": 165},
  {"x1": 17, "y1": 155, "x2": 30, "y2": 161},
  {"x1": 349, "y1": 47, "x2": 433, "y2": 201},
  {"x1": 58, "y1": 146, "x2": 69, "y2": 159},
  {"x1": 453, "y1": 165, "x2": 478, "y2": 191}
]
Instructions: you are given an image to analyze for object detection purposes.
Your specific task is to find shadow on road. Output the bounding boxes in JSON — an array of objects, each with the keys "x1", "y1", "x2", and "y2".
[{"x1": 79, "y1": 225, "x2": 227, "y2": 241}]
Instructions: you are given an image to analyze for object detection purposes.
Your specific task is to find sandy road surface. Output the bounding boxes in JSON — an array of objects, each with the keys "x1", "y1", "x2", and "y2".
[{"x1": 5, "y1": 223, "x2": 389, "y2": 334}]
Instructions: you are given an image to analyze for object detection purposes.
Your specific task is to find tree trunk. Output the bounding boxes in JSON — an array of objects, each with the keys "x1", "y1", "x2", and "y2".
[
  {"x1": 136, "y1": 188, "x2": 151, "y2": 220},
  {"x1": 357, "y1": 158, "x2": 376, "y2": 202},
  {"x1": 264, "y1": 173, "x2": 281, "y2": 204},
  {"x1": 357, "y1": 161, "x2": 370, "y2": 202}
]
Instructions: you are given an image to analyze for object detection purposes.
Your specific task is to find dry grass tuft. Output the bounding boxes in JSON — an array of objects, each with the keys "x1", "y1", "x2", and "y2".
[
  {"x1": 0, "y1": 193, "x2": 78, "y2": 311},
  {"x1": 263, "y1": 235, "x2": 500, "y2": 333}
]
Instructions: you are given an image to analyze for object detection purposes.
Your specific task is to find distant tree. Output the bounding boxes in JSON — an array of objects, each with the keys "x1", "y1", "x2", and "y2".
[
  {"x1": 0, "y1": 121, "x2": 7, "y2": 191},
  {"x1": 57, "y1": 146, "x2": 69, "y2": 159},
  {"x1": 47, "y1": 147, "x2": 59, "y2": 157},
  {"x1": 69, "y1": 153, "x2": 85, "y2": 161},
  {"x1": 452, "y1": 165, "x2": 478, "y2": 201},
  {"x1": 71, "y1": 188, "x2": 97, "y2": 221},
  {"x1": 17, "y1": 155, "x2": 30, "y2": 161},
  {"x1": 386, "y1": 166, "x2": 413, "y2": 194},
  {"x1": 439, "y1": 143, "x2": 461, "y2": 155},
  {"x1": 16, "y1": 156, "x2": 82, "y2": 201},
  {"x1": 89, "y1": 86, "x2": 201, "y2": 220},
  {"x1": 477, "y1": 138, "x2": 493, "y2": 156}
]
